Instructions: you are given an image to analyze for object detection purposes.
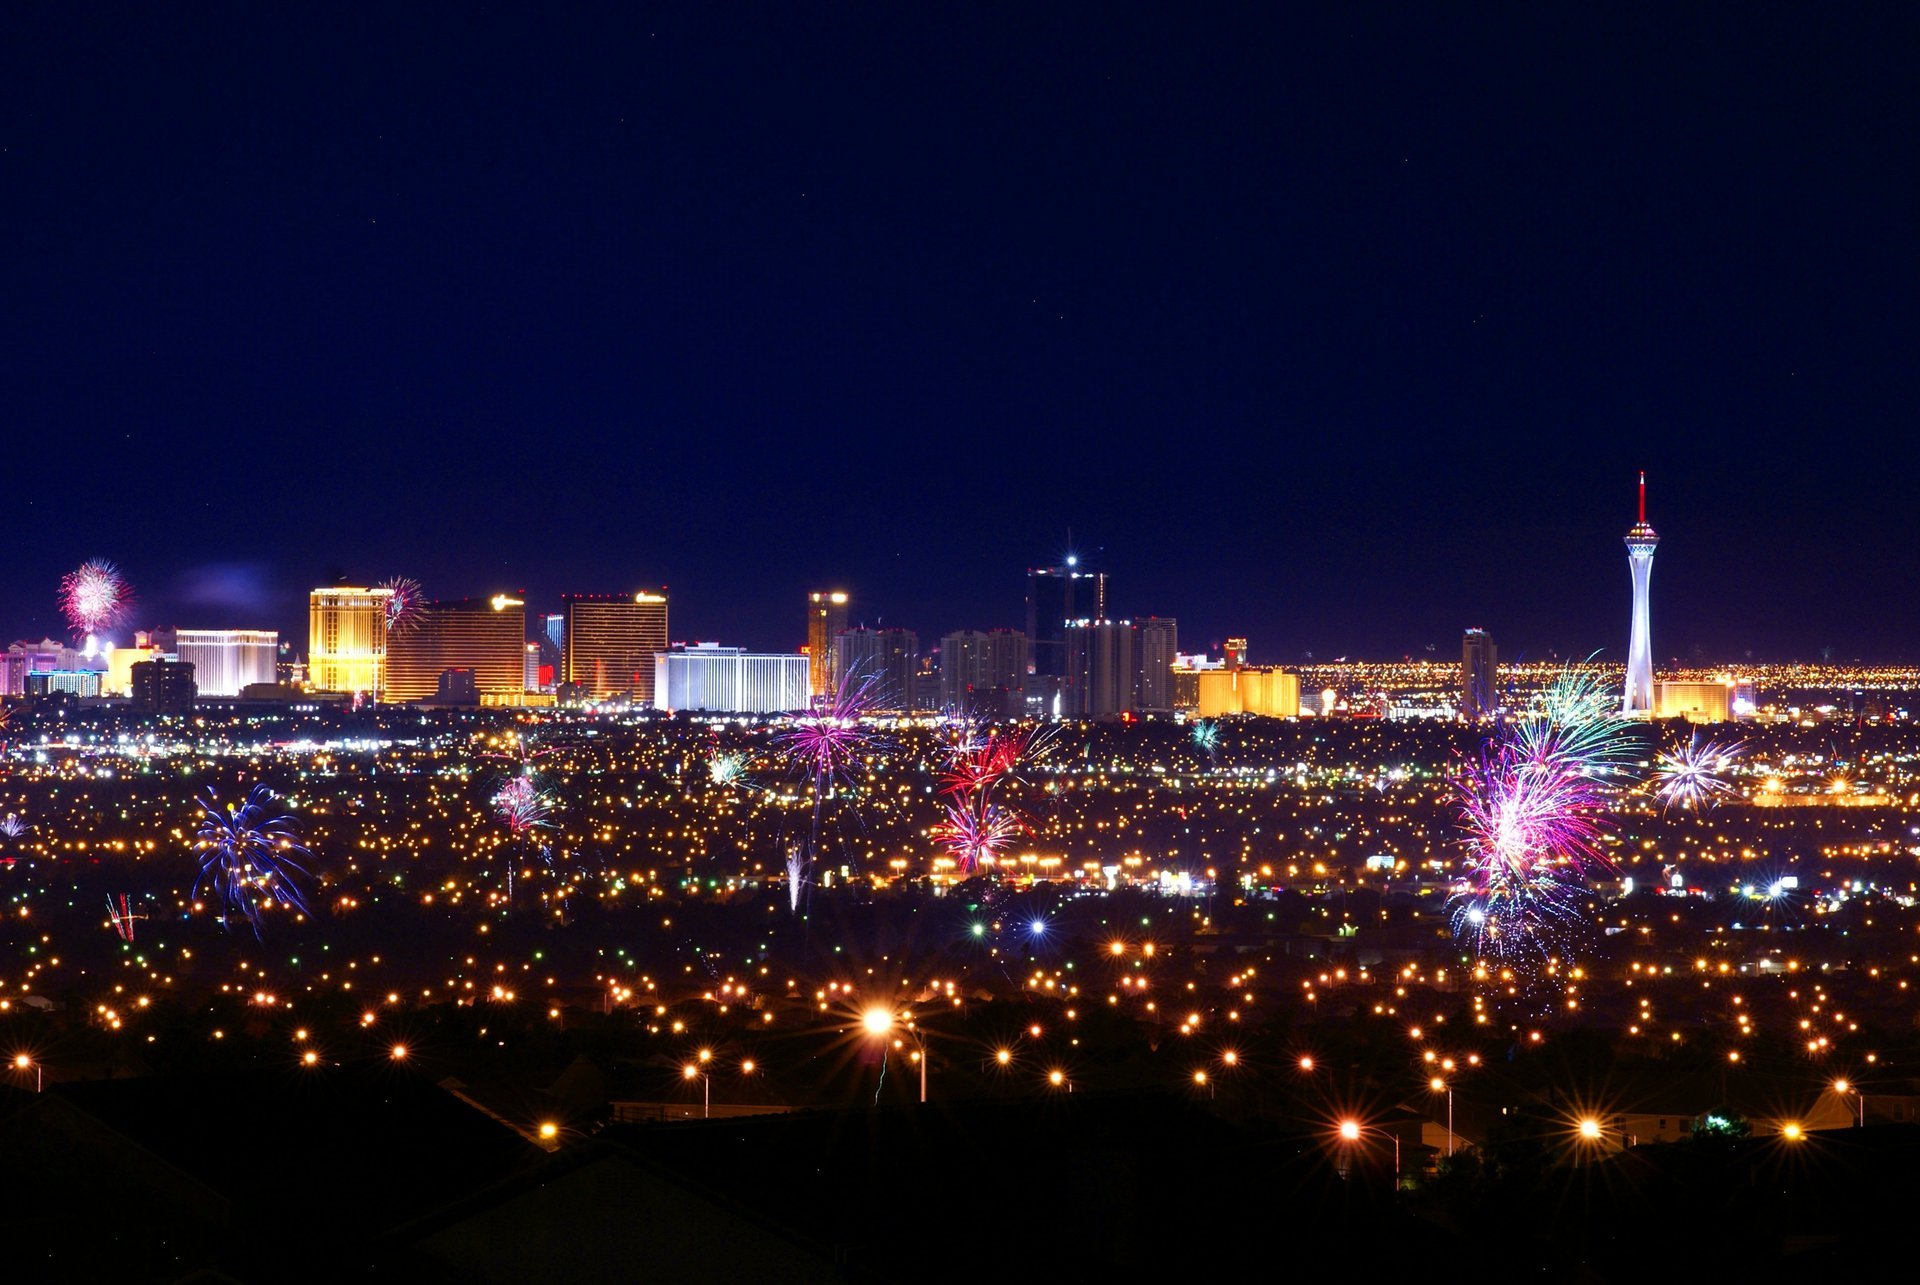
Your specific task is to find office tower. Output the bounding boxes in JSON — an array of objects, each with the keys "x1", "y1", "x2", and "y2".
[
  {"x1": 175, "y1": 630, "x2": 278, "y2": 698},
  {"x1": 524, "y1": 643, "x2": 542, "y2": 692},
  {"x1": 1623, "y1": 472, "x2": 1659, "y2": 716},
  {"x1": 807, "y1": 591, "x2": 849, "y2": 698},
  {"x1": 1460, "y1": 628, "x2": 1498, "y2": 719},
  {"x1": 938, "y1": 629, "x2": 1027, "y2": 712},
  {"x1": 131, "y1": 657, "x2": 197, "y2": 712},
  {"x1": 1065, "y1": 619, "x2": 1135, "y2": 717},
  {"x1": 384, "y1": 595, "x2": 527, "y2": 703},
  {"x1": 1025, "y1": 562, "x2": 1107, "y2": 680},
  {"x1": 564, "y1": 592, "x2": 669, "y2": 703},
  {"x1": 309, "y1": 586, "x2": 394, "y2": 695},
  {"x1": 1135, "y1": 617, "x2": 1178, "y2": 711},
  {"x1": 834, "y1": 627, "x2": 918, "y2": 712},
  {"x1": 655, "y1": 643, "x2": 811, "y2": 713}
]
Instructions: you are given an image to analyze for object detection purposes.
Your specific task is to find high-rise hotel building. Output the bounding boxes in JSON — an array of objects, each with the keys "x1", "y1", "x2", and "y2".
[
  {"x1": 383, "y1": 596, "x2": 527, "y2": 703},
  {"x1": 309, "y1": 586, "x2": 393, "y2": 695},
  {"x1": 176, "y1": 630, "x2": 279, "y2": 697},
  {"x1": 807, "y1": 591, "x2": 849, "y2": 698},
  {"x1": 564, "y1": 592, "x2": 669, "y2": 703}
]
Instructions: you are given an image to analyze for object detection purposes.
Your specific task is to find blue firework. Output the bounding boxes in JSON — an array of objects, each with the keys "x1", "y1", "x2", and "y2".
[{"x1": 192, "y1": 786, "x2": 312, "y2": 936}]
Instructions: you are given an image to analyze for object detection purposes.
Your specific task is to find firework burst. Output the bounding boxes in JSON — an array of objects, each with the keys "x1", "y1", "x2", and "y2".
[
  {"x1": 932, "y1": 800, "x2": 1025, "y2": 872},
  {"x1": 1448, "y1": 668, "x2": 1626, "y2": 965},
  {"x1": 777, "y1": 668, "x2": 883, "y2": 788},
  {"x1": 0, "y1": 814, "x2": 26, "y2": 839},
  {"x1": 192, "y1": 786, "x2": 312, "y2": 937},
  {"x1": 59, "y1": 559, "x2": 133, "y2": 639},
  {"x1": 1653, "y1": 735, "x2": 1745, "y2": 810},
  {"x1": 1190, "y1": 720, "x2": 1220, "y2": 759},
  {"x1": 708, "y1": 751, "x2": 750, "y2": 788},
  {"x1": 785, "y1": 847, "x2": 806, "y2": 913},
  {"x1": 379, "y1": 576, "x2": 426, "y2": 634},
  {"x1": 491, "y1": 775, "x2": 555, "y2": 835}
]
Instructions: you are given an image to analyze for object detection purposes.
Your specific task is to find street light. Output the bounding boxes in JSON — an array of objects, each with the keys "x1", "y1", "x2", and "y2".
[
  {"x1": 1335, "y1": 1118, "x2": 1398, "y2": 1178},
  {"x1": 1781, "y1": 1122, "x2": 1805, "y2": 1142},
  {"x1": 1833, "y1": 1079, "x2": 1864, "y2": 1127},
  {"x1": 683, "y1": 1062, "x2": 708, "y2": 1118},
  {"x1": 1193, "y1": 1069, "x2": 1212, "y2": 1099},
  {"x1": 1430, "y1": 1077, "x2": 1453, "y2": 1156},
  {"x1": 12, "y1": 1053, "x2": 39, "y2": 1092},
  {"x1": 862, "y1": 1006, "x2": 927, "y2": 1102}
]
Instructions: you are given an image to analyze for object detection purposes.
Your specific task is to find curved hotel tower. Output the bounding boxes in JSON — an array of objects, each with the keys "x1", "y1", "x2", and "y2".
[{"x1": 1622, "y1": 472, "x2": 1659, "y2": 716}]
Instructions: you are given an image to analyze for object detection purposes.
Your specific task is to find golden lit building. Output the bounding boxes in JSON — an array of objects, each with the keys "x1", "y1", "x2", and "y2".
[
  {"x1": 807, "y1": 591, "x2": 849, "y2": 698},
  {"x1": 564, "y1": 591, "x2": 669, "y2": 703},
  {"x1": 309, "y1": 586, "x2": 393, "y2": 695},
  {"x1": 101, "y1": 645, "x2": 164, "y2": 697},
  {"x1": 1657, "y1": 679, "x2": 1733, "y2": 723},
  {"x1": 1196, "y1": 667, "x2": 1300, "y2": 718},
  {"x1": 383, "y1": 595, "x2": 527, "y2": 703}
]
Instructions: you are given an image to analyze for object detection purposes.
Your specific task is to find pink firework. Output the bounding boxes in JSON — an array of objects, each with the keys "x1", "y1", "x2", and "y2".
[
  {"x1": 777, "y1": 668, "x2": 883, "y2": 786},
  {"x1": 933, "y1": 800, "x2": 1024, "y2": 872},
  {"x1": 491, "y1": 775, "x2": 553, "y2": 835},
  {"x1": 379, "y1": 576, "x2": 426, "y2": 634},
  {"x1": 59, "y1": 559, "x2": 133, "y2": 638}
]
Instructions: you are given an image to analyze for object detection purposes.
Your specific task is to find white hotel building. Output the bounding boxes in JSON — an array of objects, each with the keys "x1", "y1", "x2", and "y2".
[
  {"x1": 653, "y1": 643, "x2": 809, "y2": 715},
  {"x1": 175, "y1": 630, "x2": 278, "y2": 697}
]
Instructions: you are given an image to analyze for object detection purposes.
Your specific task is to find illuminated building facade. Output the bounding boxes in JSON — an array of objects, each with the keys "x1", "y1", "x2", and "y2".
[
  {"x1": 834, "y1": 627, "x2": 919, "y2": 712},
  {"x1": 24, "y1": 670, "x2": 101, "y2": 698},
  {"x1": 564, "y1": 592, "x2": 669, "y2": 703},
  {"x1": 1657, "y1": 680, "x2": 1733, "y2": 724},
  {"x1": 654, "y1": 643, "x2": 810, "y2": 713},
  {"x1": 1065, "y1": 619, "x2": 1134, "y2": 717},
  {"x1": 1460, "y1": 628, "x2": 1498, "y2": 719},
  {"x1": 384, "y1": 596, "x2": 527, "y2": 703},
  {"x1": 1623, "y1": 472, "x2": 1659, "y2": 716},
  {"x1": 937, "y1": 629, "x2": 1027, "y2": 712},
  {"x1": 807, "y1": 591, "x2": 849, "y2": 699},
  {"x1": 1196, "y1": 666, "x2": 1300, "y2": 718},
  {"x1": 1136, "y1": 617, "x2": 1179, "y2": 712},
  {"x1": 175, "y1": 630, "x2": 278, "y2": 698},
  {"x1": 309, "y1": 586, "x2": 394, "y2": 695},
  {"x1": 102, "y1": 645, "x2": 164, "y2": 697}
]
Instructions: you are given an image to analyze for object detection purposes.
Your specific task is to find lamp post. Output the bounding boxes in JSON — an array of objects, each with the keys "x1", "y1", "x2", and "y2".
[
  {"x1": 683, "y1": 1062, "x2": 708, "y2": 1118},
  {"x1": 864, "y1": 1006, "x2": 928, "y2": 1103},
  {"x1": 1336, "y1": 1118, "x2": 1399, "y2": 1180},
  {"x1": 1833, "y1": 1079, "x2": 1864, "y2": 1127},
  {"x1": 12, "y1": 1054, "x2": 39, "y2": 1093},
  {"x1": 1430, "y1": 1077, "x2": 1453, "y2": 1156}
]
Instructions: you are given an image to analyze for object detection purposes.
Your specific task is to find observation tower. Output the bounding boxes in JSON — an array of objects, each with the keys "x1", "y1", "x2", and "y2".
[{"x1": 1622, "y1": 471, "x2": 1659, "y2": 716}]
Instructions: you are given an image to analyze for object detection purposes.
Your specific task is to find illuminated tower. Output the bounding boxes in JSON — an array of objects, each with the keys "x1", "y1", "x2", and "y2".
[
  {"x1": 563, "y1": 591, "x2": 668, "y2": 703},
  {"x1": 1622, "y1": 472, "x2": 1659, "y2": 716},
  {"x1": 807, "y1": 591, "x2": 849, "y2": 698},
  {"x1": 309, "y1": 586, "x2": 393, "y2": 696}
]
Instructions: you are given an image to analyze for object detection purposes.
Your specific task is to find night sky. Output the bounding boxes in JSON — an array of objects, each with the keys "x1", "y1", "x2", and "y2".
[{"x1": 4, "y1": 6, "x2": 1914, "y2": 663}]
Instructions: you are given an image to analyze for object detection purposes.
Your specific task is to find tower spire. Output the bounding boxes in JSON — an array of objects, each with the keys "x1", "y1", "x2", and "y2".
[{"x1": 1638, "y1": 470, "x2": 1646, "y2": 524}]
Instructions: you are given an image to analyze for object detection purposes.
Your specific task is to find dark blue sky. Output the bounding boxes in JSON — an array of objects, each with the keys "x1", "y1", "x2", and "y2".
[{"x1": 4, "y1": 5, "x2": 1914, "y2": 662}]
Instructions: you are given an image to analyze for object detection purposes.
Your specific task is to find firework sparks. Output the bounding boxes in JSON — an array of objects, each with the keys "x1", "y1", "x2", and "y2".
[
  {"x1": 1191, "y1": 720, "x2": 1220, "y2": 758},
  {"x1": 192, "y1": 786, "x2": 312, "y2": 937},
  {"x1": 1449, "y1": 668, "x2": 1626, "y2": 964},
  {"x1": 932, "y1": 800, "x2": 1025, "y2": 871},
  {"x1": 708, "y1": 751, "x2": 749, "y2": 788},
  {"x1": 0, "y1": 814, "x2": 26, "y2": 839},
  {"x1": 59, "y1": 559, "x2": 133, "y2": 639},
  {"x1": 1653, "y1": 735, "x2": 1745, "y2": 810},
  {"x1": 379, "y1": 576, "x2": 426, "y2": 634},
  {"x1": 777, "y1": 668, "x2": 883, "y2": 787},
  {"x1": 785, "y1": 847, "x2": 806, "y2": 913},
  {"x1": 491, "y1": 775, "x2": 555, "y2": 835}
]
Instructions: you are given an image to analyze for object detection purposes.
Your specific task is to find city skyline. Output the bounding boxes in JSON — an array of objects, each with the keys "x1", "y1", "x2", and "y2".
[{"x1": 4, "y1": 8, "x2": 1914, "y2": 663}]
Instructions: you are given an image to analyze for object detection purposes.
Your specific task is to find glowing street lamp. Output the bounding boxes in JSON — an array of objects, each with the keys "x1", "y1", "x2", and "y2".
[
  {"x1": 12, "y1": 1053, "x2": 40, "y2": 1092},
  {"x1": 683, "y1": 1061, "x2": 709, "y2": 1118},
  {"x1": 1780, "y1": 1122, "x2": 1805, "y2": 1142},
  {"x1": 1832, "y1": 1078, "x2": 1864, "y2": 1127},
  {"x1": 1430, "y1": 1077, "x2": 1454, "y2": 1156},
  {"x1": 1193, "y1": 1068, "x2": 1212, "y2": 1099},
  {"x1": 863, "y1": 1006, "x2": 927, "y2": 1102},
  {"x1": 1335, "y1": 1118, "x2": 1398, "y2": 1178}
]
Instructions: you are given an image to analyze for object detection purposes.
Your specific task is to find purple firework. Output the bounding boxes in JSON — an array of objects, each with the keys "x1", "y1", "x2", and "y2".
[
  {"x1": 933, "y1": 800, "x2": 1024, "y2": 872},
  {"x1": 1653, "y1": 735, "x2": 1744, "y2": 810}
]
